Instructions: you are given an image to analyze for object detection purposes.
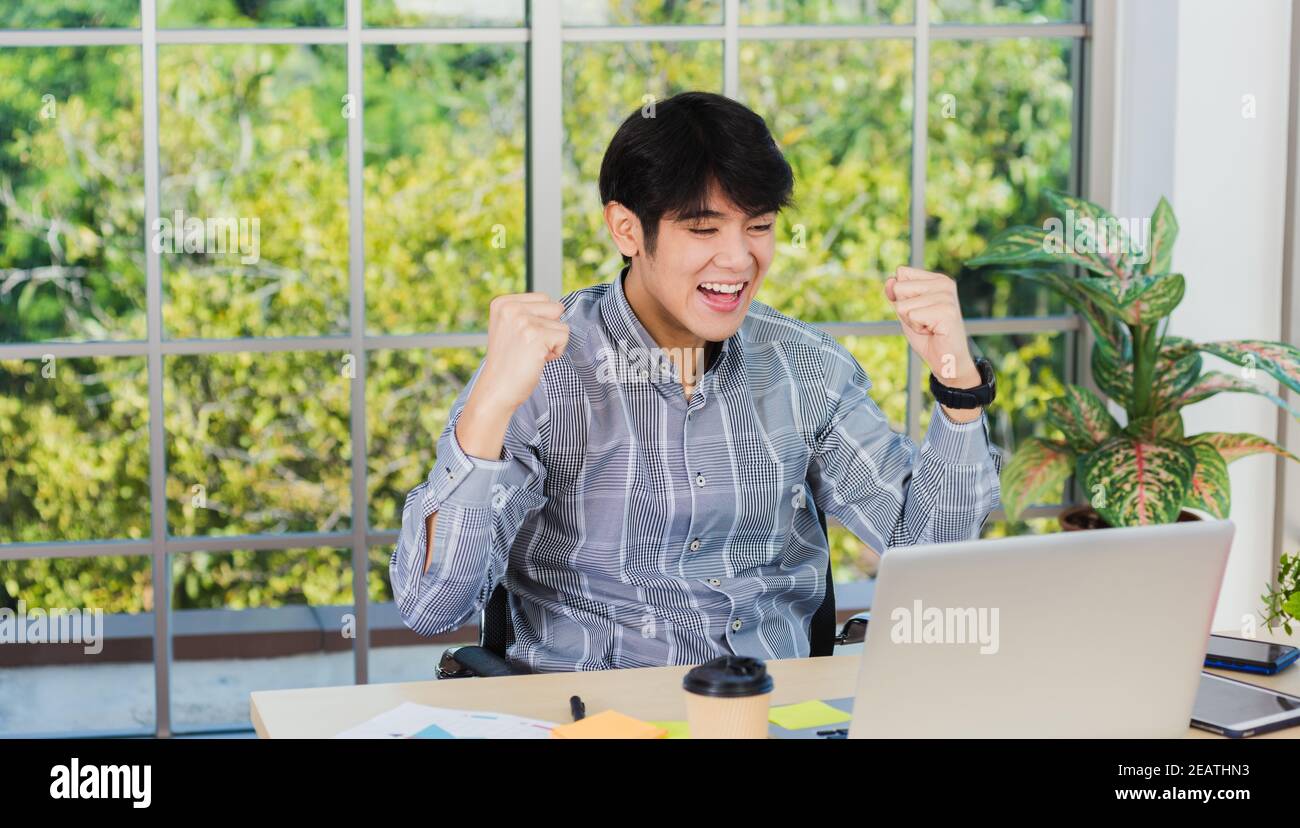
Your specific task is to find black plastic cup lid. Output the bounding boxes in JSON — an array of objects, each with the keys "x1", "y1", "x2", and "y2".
[{"x1": 682, "y1": 655, "x2": 774, "y2": 698}]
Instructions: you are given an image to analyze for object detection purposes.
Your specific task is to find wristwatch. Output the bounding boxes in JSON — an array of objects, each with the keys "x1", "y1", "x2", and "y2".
[{"x1": 929, "y1": 356, "x2": 996, "y2": 409}]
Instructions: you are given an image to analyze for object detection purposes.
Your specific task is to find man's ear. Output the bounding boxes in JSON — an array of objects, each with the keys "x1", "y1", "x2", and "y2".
[{"x1": 603, "y1": 201, "x2": 643, "y2": 260}]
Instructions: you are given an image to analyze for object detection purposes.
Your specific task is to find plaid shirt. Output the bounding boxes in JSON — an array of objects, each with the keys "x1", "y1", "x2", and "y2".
[{"x1": 392, "y1": 266, "x2": 1003, "y2": 672}]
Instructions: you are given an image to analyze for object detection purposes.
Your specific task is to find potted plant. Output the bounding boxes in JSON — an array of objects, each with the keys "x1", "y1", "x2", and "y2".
[{"x1": 965, "y1": 191, "x2": 1300, "y2": 529}]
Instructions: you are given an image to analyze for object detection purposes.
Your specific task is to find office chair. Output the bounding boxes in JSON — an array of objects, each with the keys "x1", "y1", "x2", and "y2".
[{"x1": 435, "y1": 509, "x2": 872, "y2": 679}]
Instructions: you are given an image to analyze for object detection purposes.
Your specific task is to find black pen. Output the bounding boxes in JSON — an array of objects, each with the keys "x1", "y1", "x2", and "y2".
[{"x1": 570, "y1": 695, "x2": 585, "y2": 721}]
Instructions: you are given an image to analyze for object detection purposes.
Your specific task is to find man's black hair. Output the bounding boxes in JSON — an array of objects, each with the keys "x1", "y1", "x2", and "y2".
[{"x1": 598, "y1": 91, "x2": 796, "y2": 264}]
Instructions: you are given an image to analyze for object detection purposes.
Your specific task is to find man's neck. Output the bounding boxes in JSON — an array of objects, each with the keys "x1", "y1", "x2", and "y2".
[
  {"x1": 623, "y1": 261, "x2": 705, "y2": 354},
  {"x1": 623, "y1": 261, "x2": 718, "y2": 396}
]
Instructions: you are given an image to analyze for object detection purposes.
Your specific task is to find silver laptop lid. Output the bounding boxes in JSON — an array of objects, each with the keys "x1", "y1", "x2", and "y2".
[{"x1": 849, "y1": 520, "x2": 1235, "y2": 738}]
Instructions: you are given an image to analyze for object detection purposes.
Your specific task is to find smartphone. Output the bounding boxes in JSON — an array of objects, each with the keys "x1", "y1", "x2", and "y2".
[
  {"x1": 1204, "y1": 634, "x2": 1299, "y2": 675},
  {"x1": 1191, "y1": 672, "x2": 1300, "y2": 738}
]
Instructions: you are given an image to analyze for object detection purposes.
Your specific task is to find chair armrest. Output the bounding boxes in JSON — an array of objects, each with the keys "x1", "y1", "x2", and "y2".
[
  {"x1": 834, "y1": 612, "x2": 871, "y2": 647},
  {"x1": 436, "y1": 645, "x2": 528, "y2": 679}
]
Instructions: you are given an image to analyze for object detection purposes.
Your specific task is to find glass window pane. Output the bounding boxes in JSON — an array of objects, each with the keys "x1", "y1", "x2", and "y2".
[
  {"x1": 158, "y1": 44, "x2": 349, "y2": 339},
  {"x1": 563, "y1": 0, "x2": 722, "y2": 26},
  {"x1": 0, "y1": 554, "x2": 155, "y2": 737},
  {"x1": 926, "y1": 38, "x2": 1074, "y2": 319},
  {"x1": 931, "y1": 0, "x2": 1076, "y2": 24},
  {"x1": 366, "y1": 347, "x2": 483, "y2": 530},
  {"x1": 741, "y1": 39, "x2": 911, "y2": 323},
  {"x1": 1, "y1": 356, "x2": 150, "y2": 543},
  {"x1": 1, "y1": 46, "x2": 144, "y2": 342},
  {"x1": 365, "y1": 0, "x2": 526, "y2": 27},
  {"x1": 368, "y1": 546, "x2": 475, "y2": 683},
  {"x1": 169, "y1": 546, "x2": 353, "y2": 733},
  {"x1": 158, "y1": 0, "x2": 345, "y2": 28},
  {"x1": 741, "y1": 0, "x2": 911, "y2": 25},
  {"x1": 165, "y1": 351, "x2": 352, "y2": 537},
  {"x1": 562, "y1": 41, "x2": 723, "y2": 294},
  {"x1": 838, "y1": 335, "x2": 909, "y2": 429},
  {"x1": 0, "y1": 2, "x2": 140, "y2": 28},
  {"x1": 364, "y1": 44, "x2": 525, "y2": 335}
]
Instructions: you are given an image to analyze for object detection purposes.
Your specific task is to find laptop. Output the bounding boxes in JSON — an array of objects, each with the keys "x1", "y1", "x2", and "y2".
[{"x1": 847, "y1": 519, "x2": 1236, "y2": 738}]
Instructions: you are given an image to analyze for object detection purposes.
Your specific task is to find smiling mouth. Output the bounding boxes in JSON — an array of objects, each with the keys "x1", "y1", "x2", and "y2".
[{"x1": 696, "y1": 280, "x2": 750, "y2": 311}]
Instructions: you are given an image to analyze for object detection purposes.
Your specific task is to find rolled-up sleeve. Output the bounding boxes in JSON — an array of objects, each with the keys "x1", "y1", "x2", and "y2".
[
  {"x1": 390, "y1": 363, "x2": 549, "y2": 637},
  {"x1": 806, "y1": 340, "x2": 1003, "y2": 554}
]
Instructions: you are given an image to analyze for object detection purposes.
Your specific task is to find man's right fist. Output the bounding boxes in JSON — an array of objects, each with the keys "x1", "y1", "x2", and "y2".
[{"x1": 475, "y1": 292, "x2": 570, "y2": 412}]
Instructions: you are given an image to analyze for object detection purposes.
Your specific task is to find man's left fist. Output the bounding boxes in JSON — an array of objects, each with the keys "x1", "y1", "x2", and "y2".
[{"x1": 884, "y1": 265, "x2": 980, "y2": 388}]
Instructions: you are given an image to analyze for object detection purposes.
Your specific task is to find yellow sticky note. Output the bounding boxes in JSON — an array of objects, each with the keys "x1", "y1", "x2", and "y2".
[
  {"x1": 550, "y1": 709, "x2": 668, "y2": 739},
  {"x1": 768, "y1": 700, "x2": 852, "y2": 731},
  {"x1": 649, "y1": 720, "x2": 691, "y2": 739}
]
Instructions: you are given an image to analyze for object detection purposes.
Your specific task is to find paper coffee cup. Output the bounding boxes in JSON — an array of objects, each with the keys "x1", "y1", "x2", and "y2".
[{"x1": 682, "y1": 655, "x2": 774, "y2": 739}]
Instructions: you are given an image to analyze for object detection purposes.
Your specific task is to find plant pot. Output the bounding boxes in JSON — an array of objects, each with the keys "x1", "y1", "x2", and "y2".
[{"x1": 1059, "y1": 504, "x2": 1202, "y2": 532}]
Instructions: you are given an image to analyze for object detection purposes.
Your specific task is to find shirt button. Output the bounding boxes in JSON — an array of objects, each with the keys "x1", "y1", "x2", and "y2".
[
  {"x1": 639, "y1": 368, "x2": 649, "y2": 380},
  {"x1": 731, "y1": 619, "x2": 743, "y2": 632},
  {"x1": 447, "y1": 470, "x2": 456, "y2": 480},
  {"x1": 708, "y1": 578, "x2": 721, "y2": 587},
  {"x1": 695, "y1": 474, "x2": 706, "y2": 487},
  {"x1": 689, "y1": 538, "x2": 701, "y2": 552}
]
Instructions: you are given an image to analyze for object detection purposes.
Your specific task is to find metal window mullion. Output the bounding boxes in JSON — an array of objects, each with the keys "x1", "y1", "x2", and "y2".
[
  {"x1": 0, "y1": 22, "x2": 1092, "y2": 51},
  {"x1": 140, "y1": 0, "x2": 170, "y2": 740},
  {"x1": 928, "y1": 23, "x2": 1086, "y2": 40},
  {"x1": 0, "y1": 28, "x2": 142, "y2": 46},
  {"x1": 1061, "y1": 2, "x2": 1091, "y2": 509},
  {"x1": 154, "y1": 27, "x2": 348, "y2": 44},
  {"x1": 561, "y1": 24, "x2": 724, "y2": 42},
  {"x1": 0, "y1": 315, "x2": 1081, "y2": 363},
  {"x1": 737, "y1": 24, "x2": 916, "y2": 41},
  {"x1": 528, "y1": 1, "x2": 563, "y2": 297},
  {"x1": 360, "y1": 27, "x2": 529, "y2": 45},
  {"x1": 724, "y1": 0, "x2": 739, "y2": 99},
  {"x1": 905, "y1": 0, "x2": 929, "y2": 443},
  {"x1": 345, "y1": 0, "x2": 369, "y2": 686}
]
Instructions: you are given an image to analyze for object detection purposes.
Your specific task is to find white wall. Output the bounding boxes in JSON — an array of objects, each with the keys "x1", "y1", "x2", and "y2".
[{"x1": 1113, "y1": 0, "x2": 1294, "y2": 631}]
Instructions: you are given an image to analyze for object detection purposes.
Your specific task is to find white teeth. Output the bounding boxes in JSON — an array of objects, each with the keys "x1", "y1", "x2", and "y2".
[{"x1": 701, "y1": 282, "x2": 745, "y2": 294}]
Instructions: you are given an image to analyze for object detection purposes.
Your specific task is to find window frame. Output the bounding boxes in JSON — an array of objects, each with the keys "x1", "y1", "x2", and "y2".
[{"x1": 0, "y1": 0, "x2": 1106, "y2": 736}]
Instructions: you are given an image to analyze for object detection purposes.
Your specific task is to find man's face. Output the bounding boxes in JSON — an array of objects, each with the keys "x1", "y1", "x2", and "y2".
[{"x1": 616, "y1": 182, "x2": 777, "y2": 344}]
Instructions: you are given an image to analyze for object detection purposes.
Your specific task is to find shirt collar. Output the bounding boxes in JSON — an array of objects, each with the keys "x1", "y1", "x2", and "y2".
[{"x1": 597, "y1": 264, "x2": 744, "y2": 390}]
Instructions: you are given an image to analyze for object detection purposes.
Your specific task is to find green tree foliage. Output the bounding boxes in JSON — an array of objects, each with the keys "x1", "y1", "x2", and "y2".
[{"x1": 2, "y1": 0, "x2": 1075, "y2": 611}]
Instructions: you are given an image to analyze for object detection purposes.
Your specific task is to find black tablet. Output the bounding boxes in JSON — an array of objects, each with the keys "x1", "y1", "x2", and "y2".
[{"x1": 1191, "y1": 672, "x2": 1300, "y2": 738}]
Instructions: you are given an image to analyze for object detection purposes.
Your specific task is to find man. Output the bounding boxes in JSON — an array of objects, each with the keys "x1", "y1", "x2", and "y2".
[{"x1": 392, "y1": 91, "x2": 1003, "y2": 672}]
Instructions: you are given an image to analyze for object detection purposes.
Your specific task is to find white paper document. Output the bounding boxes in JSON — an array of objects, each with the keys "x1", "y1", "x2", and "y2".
[{"x1": 334, "y1": 702, "x2": 558, "y2": 739}]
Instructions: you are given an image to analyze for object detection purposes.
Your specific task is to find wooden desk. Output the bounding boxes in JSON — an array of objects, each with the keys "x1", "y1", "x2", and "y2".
[{"x1": 251, "y1": 627, "x2": 1300, "y2": 739}]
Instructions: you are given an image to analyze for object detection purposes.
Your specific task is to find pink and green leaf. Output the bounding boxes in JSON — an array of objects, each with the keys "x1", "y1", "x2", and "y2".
[
  {"x1": 1184, "y1": 442, "x2": 1231, "y2": 519},
  {"x1": 1139, "y1": 197, "x2": 1177, "y2": 276},
  {"x1": 1044, "y1": 190, "x2": 1137, "y2": 279},
  {"x1": 1126, "y1": 409, "x2": 1184, "y2": 442},
  {"x1": 1193, "y1": 432, "x2": 1299, "y2": 464},
  {"x1": 1048, "y1": 386, "x2": 1120, "y2": 452},
  {"x1": 1118, "y1": 272, "x2": 1185, "y2": 325},
  {"x1": 992, "y1": 268, "x2": 1127, "y2": 352},
  {"x1": 1186, "y1": 340, "x2": 1300, "y2": 396},
  {"x1": 1177, "y1": 371, "x2": 1300, "y2": 419},
  {"x1": 1080, "y1": 437, "x2": 1197, "y2": 526},
  {"x1": 1091, "y1": 336, "x2": 1199, "y2": 409},
  {"x1": 1001, "y1": 437, "x2": 1076, "y2": 523},
  {"x1": 1091, "y1": 338, "x2": 1131, "y2": 407},
  {"x1": 967, "y1": 222, "x2": 1115, "y2": 278}
]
